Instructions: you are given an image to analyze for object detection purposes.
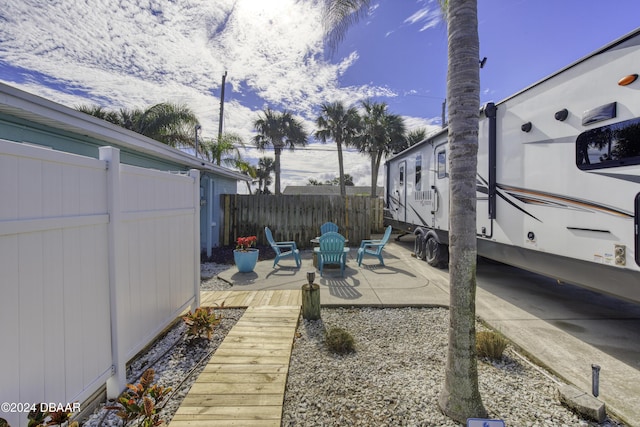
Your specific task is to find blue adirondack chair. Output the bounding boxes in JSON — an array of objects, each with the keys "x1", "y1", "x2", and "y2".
[
  {"x1": 314, "y1": 231, "x2": 349, "y2": 277},
  {"x1": 320, "y1": 221, "x2": 339, "y2": 235},
  {"x1": 265, "y1": 227, "x2": 301, "y2": 268},
  {"x1": 357, "y1": 225, "x2": 393, "y2": 266}
]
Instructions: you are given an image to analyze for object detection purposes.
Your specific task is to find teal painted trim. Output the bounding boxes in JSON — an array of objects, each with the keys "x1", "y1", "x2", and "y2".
[
  {"x1": 0, "y1": 114, "x2": 188, "y2": 170},
  {"x1": 118, "y1": 151, "x2": 187, "y2": 170},
  {"x1": 0, "y1": 114, "x2": 99, "y2": 158}
]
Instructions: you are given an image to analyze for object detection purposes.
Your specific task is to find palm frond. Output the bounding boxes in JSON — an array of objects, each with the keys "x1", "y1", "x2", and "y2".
[{"x1": 322, "y1": 0, "x2": 372, "y2": 53}]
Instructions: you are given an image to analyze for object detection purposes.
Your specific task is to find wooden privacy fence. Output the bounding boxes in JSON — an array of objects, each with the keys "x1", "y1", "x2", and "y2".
[{"x1": 221, "y1": 194, "x2": 384, "y2": 249}]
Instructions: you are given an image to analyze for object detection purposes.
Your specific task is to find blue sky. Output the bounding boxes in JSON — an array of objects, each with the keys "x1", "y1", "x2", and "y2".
[{"x1": 1, "y1": 0, "x2": 638, "y2": 190}]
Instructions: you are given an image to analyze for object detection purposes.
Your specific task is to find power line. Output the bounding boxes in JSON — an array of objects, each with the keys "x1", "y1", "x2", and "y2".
[
  {"x1": 235, "y1": 145, "x2": 365, "y2": 153},
  {"x1": 404, "y1": 93, "x2": 445, "y2": 100}
]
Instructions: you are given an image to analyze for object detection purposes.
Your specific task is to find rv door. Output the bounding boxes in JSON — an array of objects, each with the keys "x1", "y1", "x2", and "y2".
[
  {"x1": 397, "y1": 160, "x2": 407, "y2": 222},
  {"x1": 433, "y1": 146, "x2": 449, "y2": 228}
]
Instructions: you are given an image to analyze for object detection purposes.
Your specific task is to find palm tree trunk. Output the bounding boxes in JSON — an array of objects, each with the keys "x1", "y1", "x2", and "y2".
[
  {"x1": 274, "y1": 146, "x2": 282, "y2": 195},
  {"x1": 337, "y1": 141, "x2": 346, "y2": 197},
  {"x1": 369, "y1": 155, "x2": 377, "y2": 198},
  {"x1": 369, "y1": 151, "x2": 383, "y2": 198},
  {"x1": 438, "y1": 0, "x2": 488, "y2": 422}
]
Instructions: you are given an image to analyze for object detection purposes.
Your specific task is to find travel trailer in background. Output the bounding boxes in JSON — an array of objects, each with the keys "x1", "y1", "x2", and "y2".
[{"x1": 385, "y1": 28, "x2": 640, "y2": 304}]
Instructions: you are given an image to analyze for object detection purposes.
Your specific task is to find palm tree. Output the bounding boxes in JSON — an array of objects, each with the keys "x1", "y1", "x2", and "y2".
[
  {"x1": 437, "y1": 0, "x2": 488, "y2": 421},
  {"x1": 256, "y1": 156, "x2": 275, "y2": 194},
  {"x1": 104, "y1": 103, "x2": 200, "y2": 148},
  {"x1": 321, "y1": 0, "x2": 487, "y2": 422},
  {"x1": 407, "y1": 128, "x2": 428, "y2": 147},
  {"x1": 328, "y1": 174, "x2": 355, "y2": 186},
  {"x1": 322, "y1": 0, "x2": 372, "y2": 53},
  {"x1": 75, "y1": 105, "x2": 121, "y2": 124},
  {"x1": 234, "y1": 159, "x2": 257, "y2": 194},
  {"x1": 357, "y1": 100, "x2": 406, "y2": 198},
  {"x1": 201, "y1": 132, "x2": 245, "y2": 166},
  {"x1": 253, "y1": 107, "x2": 308, "y2": 195},
  {"x1": 315, "y1": 101, "x2": 361, "y2": 197},
  {"x1": 76, "y1": 102, "x2": 200, "y2": 151}
]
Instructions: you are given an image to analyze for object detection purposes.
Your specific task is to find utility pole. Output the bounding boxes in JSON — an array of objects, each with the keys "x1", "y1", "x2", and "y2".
[
  {"x1": 218, "y1": 71, "x2": 227, "y2": 141},
  {"x1": 194, "y1": 124, "x2": 201, "y2": 158}
]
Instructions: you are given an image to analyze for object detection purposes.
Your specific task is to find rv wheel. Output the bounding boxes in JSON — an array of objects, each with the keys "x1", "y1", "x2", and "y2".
[{"x1": 425, "y1": 236, "x2": 448, "y2": 268}]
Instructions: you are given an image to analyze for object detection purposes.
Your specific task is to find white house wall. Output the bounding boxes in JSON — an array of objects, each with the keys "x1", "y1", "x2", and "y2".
[{"x1": 201, "y1": 173, "x2": 238, "y2": 253}]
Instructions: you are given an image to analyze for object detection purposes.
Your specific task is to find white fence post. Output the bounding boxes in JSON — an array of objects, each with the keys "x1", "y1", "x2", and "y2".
[
  {"x1": 100, "y1": 146, "x2": 126, "y2": 398},
  {"x1": 190, "y1": 169, "x2": 201, "y2": 310}
]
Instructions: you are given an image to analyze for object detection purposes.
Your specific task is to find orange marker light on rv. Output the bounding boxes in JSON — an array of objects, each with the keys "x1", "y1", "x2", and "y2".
[{"x1": 618, "y1": 74, "x2": 638, "y2": 86}]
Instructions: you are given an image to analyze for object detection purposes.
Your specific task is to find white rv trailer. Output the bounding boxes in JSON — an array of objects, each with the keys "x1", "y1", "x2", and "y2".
[{"x1": 385, "y1": 28, "x2": 640, "y2": 304}]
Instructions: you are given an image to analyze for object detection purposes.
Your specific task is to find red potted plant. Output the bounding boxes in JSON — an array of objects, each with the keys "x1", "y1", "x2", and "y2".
[{"x1": 233, "y1": 235, "x2": 258, "y2": 273}]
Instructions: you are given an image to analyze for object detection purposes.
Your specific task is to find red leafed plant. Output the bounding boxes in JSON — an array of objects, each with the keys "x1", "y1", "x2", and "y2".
[
  {"x1": 236, "y1": 236, "x2": 257, "y2": 251},
  {"x1": 109, "y1": 369, "x2": 171, "y2": 427}
]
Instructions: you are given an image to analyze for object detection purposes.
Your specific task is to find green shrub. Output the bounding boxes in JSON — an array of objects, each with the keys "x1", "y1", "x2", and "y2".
[
  {"x1": 325, "y1": 326, "x2": 355, "y2": 354},
  {"x1": 476, "y1": 330, "x2": 508, "y2": 359}
]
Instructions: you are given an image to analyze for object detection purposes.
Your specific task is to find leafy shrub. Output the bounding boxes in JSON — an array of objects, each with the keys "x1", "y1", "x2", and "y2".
[
  {"x1": 25, "y1": 404, "x2": 78, "y2": 427},
  {"x1": 182, "y1": 306, "x2": 223, "y2": 340},
  {"x1": 113, "y1": 369, "x2": 171, "y2": 427},
  {"x1": 28, "y1": 410, "x2": 78, "y2": 427},
  {"x1": 325, "y1": 326, "x2": 355, "y2": 354},
  {"x1": 476, "y1": 330, "x2": 508, "y2": 359}
]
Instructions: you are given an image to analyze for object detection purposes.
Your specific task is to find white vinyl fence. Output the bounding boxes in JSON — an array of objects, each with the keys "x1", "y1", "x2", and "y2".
[{"x1": 0, "y1": 140, "x2": 199, "y2": 427}]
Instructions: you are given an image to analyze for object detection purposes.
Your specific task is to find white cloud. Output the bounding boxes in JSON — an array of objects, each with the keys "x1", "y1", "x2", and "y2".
[
  {"x1": 267, "y1": 145, "x2": 377, "y2": 192},
  {"x1": 0, "y1": 0, "x2": 438, "y2": 190},
  {"x1": 404, "y1": 5, "x2": 442, "y2": 32},
  {"x1": 0, "y1": 0, "x2": 393, "y2": 121},
  {"x1": 404, "y1": 117, "x2": 442, "y2": 136}
]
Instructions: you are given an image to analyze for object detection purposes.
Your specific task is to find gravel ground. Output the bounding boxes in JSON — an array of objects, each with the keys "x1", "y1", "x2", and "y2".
[
  {"x1": 79, "y1": 262, "x2": 624, "y2": 426},
  {"x1": 200, "y1": 262, "x2": 233, "y2": 291},
  {"x1": 284, "y1": 307, "x2": 624, "y2": 427}
]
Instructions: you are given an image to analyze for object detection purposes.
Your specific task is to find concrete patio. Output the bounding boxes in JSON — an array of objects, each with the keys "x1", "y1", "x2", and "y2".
[
  {"x1": 215, "y1": 235, "x2": 640, "y2": 425},
  {"x1": 217, "y1": 238, "x2": 450, "y2": 308}
]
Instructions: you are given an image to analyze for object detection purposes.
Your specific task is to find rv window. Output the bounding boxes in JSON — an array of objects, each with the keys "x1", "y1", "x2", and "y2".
[
  {"x1": 415, "y1": 155, "x2": 422, "y2": 191},
  {"x1": 576, "y1": 117, "x2": 640, "y2": 170},
  {"x1": 437, "y1": 151, "x2": 446, "y2": 179},
  {"x1": 399, "y1": 165, "x2": 404, "y2": 186}
]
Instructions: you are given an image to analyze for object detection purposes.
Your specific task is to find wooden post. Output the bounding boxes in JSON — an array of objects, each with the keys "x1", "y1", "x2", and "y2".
[{"x1": 301, "y1": 271, "x2": 321, "y2": 320}]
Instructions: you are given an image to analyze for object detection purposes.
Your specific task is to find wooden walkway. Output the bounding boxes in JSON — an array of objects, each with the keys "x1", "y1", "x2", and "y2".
[
  {"x1": 200, "y1": 289, "x2": 302, "y2": 308},
  {"x1": 169, "y1": 290, "x2": 301, "y2": 426}
]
